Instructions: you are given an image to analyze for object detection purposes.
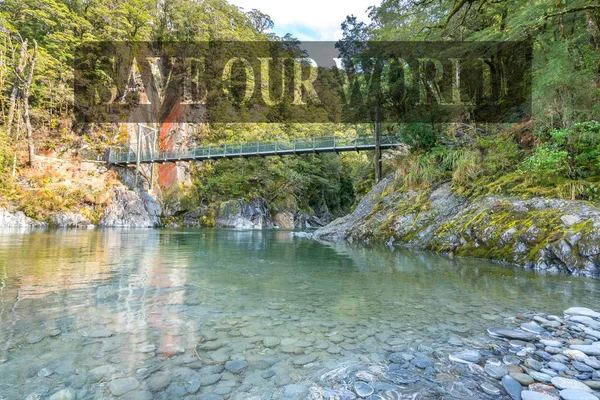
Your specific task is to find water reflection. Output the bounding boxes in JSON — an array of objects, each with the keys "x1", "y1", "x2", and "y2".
[{"x1": 0, "y1": 228, "x2": 598, "y2": 399}]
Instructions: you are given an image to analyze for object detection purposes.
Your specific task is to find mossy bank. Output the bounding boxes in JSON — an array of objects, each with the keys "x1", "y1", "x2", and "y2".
[{"x1": 314, "y1": 177, "x2": 600, "y2": 278}]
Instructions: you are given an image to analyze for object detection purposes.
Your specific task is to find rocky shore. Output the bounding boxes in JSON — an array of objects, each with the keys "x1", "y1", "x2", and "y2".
[
  {"x1": 309, "y1": 306, "x2": 600, "y2": 400},
  {"x1": 314, "y1": 178, "x2": 600, "y2": 277}
]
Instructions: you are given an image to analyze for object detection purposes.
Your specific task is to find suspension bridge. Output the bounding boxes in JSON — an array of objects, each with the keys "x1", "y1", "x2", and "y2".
[
  {"x1": 107, "y1": 118, "x2": 401, "y2": 185},
  {"x1": 107, "y1": 135, "x2": 402, "y2": 165}
]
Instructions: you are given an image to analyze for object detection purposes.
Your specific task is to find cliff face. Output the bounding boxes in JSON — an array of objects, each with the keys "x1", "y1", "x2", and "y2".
[
  {"x1": 314, "y1": 178, "x2": 600, "y2": 277},
  {"x1": 98, "y1": 188, "x2": 161, "y2": 228}
]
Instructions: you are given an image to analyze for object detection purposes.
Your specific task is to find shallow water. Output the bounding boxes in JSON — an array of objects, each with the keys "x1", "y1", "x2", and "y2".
[{"x1": 0, "y1": 228, "x2": 599, "y2": 399}]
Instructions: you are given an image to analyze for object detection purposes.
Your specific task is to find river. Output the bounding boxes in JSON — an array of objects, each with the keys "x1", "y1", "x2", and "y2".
[{"x1": 0, "y1": 228, "x2": 598, "y2": 399}]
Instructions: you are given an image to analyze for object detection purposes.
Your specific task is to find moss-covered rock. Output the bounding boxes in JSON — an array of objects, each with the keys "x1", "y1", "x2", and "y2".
[{"x1": 314, "y1": 178, "x2": 600, "y2": 277}]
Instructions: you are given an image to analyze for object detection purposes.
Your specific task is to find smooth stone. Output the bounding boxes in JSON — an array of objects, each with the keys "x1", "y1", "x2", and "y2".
[
  {"x1": 583, "y1": 358, "x2": 600, "y2": 369},
  {"x1": 209, "y1": 351, "x2": 230, "y2": 363},
  {"x1": 583, "y1": 328, "x2": 600, "y2": 340},
  {"x1": 503, "y1": 375, "x2": 524, "y2": 400},
  {"x1": 511, "y1": 372, "x2": 535, "y2": 385},
  {"x1": 200, "y1": 374, "x2": 222, "y2": 386},
  {"x1": 354, "y1": 381, "x2": 374, "y2": 397},
  {"x1": 526, "y1": 358, "x2": 544, "y2": 371},
  {"x1": 293, "y1": 354, "x2": 317, "y2": 366},
  {"x1": 505, "y1": 355, "x2": 522, "y2": 365},
  {"x1": 584, "y1": 381, "x2": 600, "y2": 390},
  {"x1": 552, "y1": 355, "x2": 571, "y2": 363},
  {"x1": 48, "y1": 389, "x2": 76, "y2": 400},
  {"x1": 138, "y1": 344, "x2": 156, "y2": 353},
  {"x1": 570, "y1": 345, "x2": 600, "y2": 356},
  {"x1": 108, "y1": 377, "x2": 140, "y2": 396},
  {"x1": 449, "y1": 350, "x2": 481, "y2": 364},
  {"x1": 521, "y1": 391, "x2": 558, "y2": 400},
  {"x1": 549, "y1": 362, "x2": 570, "y2": 372},
  {"x1": 522, "y1": 323, "x2": 546, "y2": 334},
  {"x1": 481, "y1": 382, "x2": 501, "y2": 396},
  {"x1": 263, "y1": 337, "x2": 280, "y2": 348},
  {"x1": 529, "y1": 371, "x2": 553, "y2": 383},
  {"x1": 280, "y1": 338, "x2": 297, "y2": 346},
  {"x1": 411, "y1": 357, "x2": 432, "y2": 369},
  {"x1": 536, "y1": 351, "x2": 552, "y2": 361},
  {"x1": 187, "y1": 379, "x2": 201, "y2": 394},
  {"x1": 570, "y1": 316, "x2": 600, "y2": 329},
  {"x1": 551, "y1": 377, "x2": 593, "y2": 392},
  {"x1": 146, "y1": 371, "x2": 172, "y2": 392},
  {"x1": 541, "y1": 368, "x2": 559, "y2": 377},
  {"x1": 573, "y1": 361, "x2": 595, "y2": 372},
  {"x1": 284, "y1": 384, "x2": 308, "y2": 398},
  {"x1": 225, "y1": 360, "x2": 248, "y2": 374},
  {"x1": 541, "y1": 340, "x2": 563, "y2": 348},
  {"x1": 559, "y1": 389, "x2": 599, "y2": 400},
  {"x1": 327, "y1": 345, "x2": 342, "y2": 354},
  {"x1": 564, "y1": 308, "x2": 600, "y2": 319},
  {"x1": 489, "y1": 328, "x2": 537, "y2": 341},
  {"x1": 486, "y1": 364, "x2": 508, "y2": 379}
]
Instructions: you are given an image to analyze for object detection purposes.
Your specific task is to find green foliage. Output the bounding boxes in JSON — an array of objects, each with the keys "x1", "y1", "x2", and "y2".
[{"x1": 519, "y1": 146, "x2": 569, "y2": 178}]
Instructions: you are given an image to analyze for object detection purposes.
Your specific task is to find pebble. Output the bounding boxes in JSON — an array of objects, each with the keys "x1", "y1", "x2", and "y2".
[
  {"x1": 485, "y1": 364, "x2": 507, "y2": 379},
  {"x1": 550, "y1": 377, "x2": 593, "y2": 392},
  {"x1": 263, "y1": 337, "x2": 280, "y2": 347},
  {"x1": 564, "y1": 308, "x2": 600, "y2": 319},
  {"x1": 548, "y1": 362, "x2": 570, "y2": 372},
  {"x1": 108, "y1": 377, "x2": 140, "y2": 396},
  {"x1": 570, "y1": 345, "x2": 600, "y2": 356},
  {"x1": 48, "y1": 389, "x2": 76, "y2": 400},
  {"x1": 559, "y1": 389, "x2": 599, "y2": 400},
  {"x1": 541, "y1": 340, "x2": 563, "y2": 348},
  {"x1": 529, "y1": 371, "x2": 553, "y2": 383},
  {"x1": 521, "y1": 391, "x2": 558, "y2": 400},
  {"x1": 449, "y1": 350, "x2": 481, "y2": 364},
  {"x1": 522, "y1": 323, "x2": 546, "y2": 334},
  {"x1": 511, "y1": 372, "x2": 535, "y2": 385},
  {"x1": 293, "y1": 354, "x2": 318, "y2": 366},
  {"x1": 354, "y1": 381, "x2": 374, "y2": 397},
  {"x1": 502, "y1": 375, "x2": 524, "y2": 400},
  {"x1": 225, "y1": 360, "x2": 248, "y2": 374},
  {"x1": 411, "y1": 357, "x2": 432, "y2": 369},
  {"x1": 481, "y1": 382, "x2": 501, "y2": 396},
  {"x1": 526, "y1": 358, "x2": 544, "y2": 371},
  {"x1": 489, "y1": 328, "x2": 538, "y2": 341}
]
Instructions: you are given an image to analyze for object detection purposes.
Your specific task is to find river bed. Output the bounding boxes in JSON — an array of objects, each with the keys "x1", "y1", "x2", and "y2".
[{"x1": 0, "y1": 228, "x2": 599, "y2": 399}]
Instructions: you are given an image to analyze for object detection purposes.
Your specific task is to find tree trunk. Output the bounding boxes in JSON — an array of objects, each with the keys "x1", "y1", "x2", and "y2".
[
  {"x1": 6, "y1": 39, "x2": 28, "y2": 137},
  {"x1": 22, "y1": 40, "x2": 37, "y2": 167}
]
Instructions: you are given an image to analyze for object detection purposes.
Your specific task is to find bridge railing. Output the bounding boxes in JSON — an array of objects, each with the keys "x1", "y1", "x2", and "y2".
[{"x1": 108, "y1": 135, "x2": 402, "y2": 164}]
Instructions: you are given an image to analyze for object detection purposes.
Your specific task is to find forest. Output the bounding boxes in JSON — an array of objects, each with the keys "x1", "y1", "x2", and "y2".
[{"x1": 0, "y1": 0, "x2": 599, "y2": 223}]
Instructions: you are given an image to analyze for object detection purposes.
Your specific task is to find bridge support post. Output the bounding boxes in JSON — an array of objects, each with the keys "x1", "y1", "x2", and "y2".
[
  {"x1": 375, "y1": 104, "x2": 382, "y2": 183},
  {"x1": 135, "y1": 123, "x2": 141, "y2": 188}
]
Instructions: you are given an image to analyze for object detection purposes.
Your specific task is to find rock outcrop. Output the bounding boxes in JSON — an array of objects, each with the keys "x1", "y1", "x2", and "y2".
[
  {"x1": 99, "y1": 188, "x2": 161, "y2": 228},
  {"x1": 314, "y1": 178, "x2": 600, "y2": 277},
  {"x1": 0, "y1": 208, "x2": 45, "y2": 228},
  {"x1": 215, "y1": 199, "x2": 272, "y2": 229},
  {"x1": 49, "y1": 212, "x2": 92, "y2": 227}
]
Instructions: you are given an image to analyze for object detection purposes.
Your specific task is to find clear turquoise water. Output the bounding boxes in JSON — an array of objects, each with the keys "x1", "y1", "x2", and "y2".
[{"x1": 0, "y1": 228, "x2": 598, "y2": 399}]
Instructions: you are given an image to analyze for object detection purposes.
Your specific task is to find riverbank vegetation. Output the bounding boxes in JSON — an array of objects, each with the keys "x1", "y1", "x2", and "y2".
[
  {"x1": 344, "y1": 0, "x2": 600, "y2": 203},
  {"x1": 0, "y1": 0, "x2": 599, "y2": 224}
]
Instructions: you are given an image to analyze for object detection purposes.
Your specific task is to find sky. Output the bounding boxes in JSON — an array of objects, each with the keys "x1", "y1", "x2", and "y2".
[{"x1": 227, "y1": 0, "x2": 375, "y2": 41}]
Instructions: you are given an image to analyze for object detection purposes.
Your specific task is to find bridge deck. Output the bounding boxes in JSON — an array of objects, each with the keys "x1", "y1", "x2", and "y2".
[{"x1": 109, "y1": 135, "x2": 402, "y2": 165}]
